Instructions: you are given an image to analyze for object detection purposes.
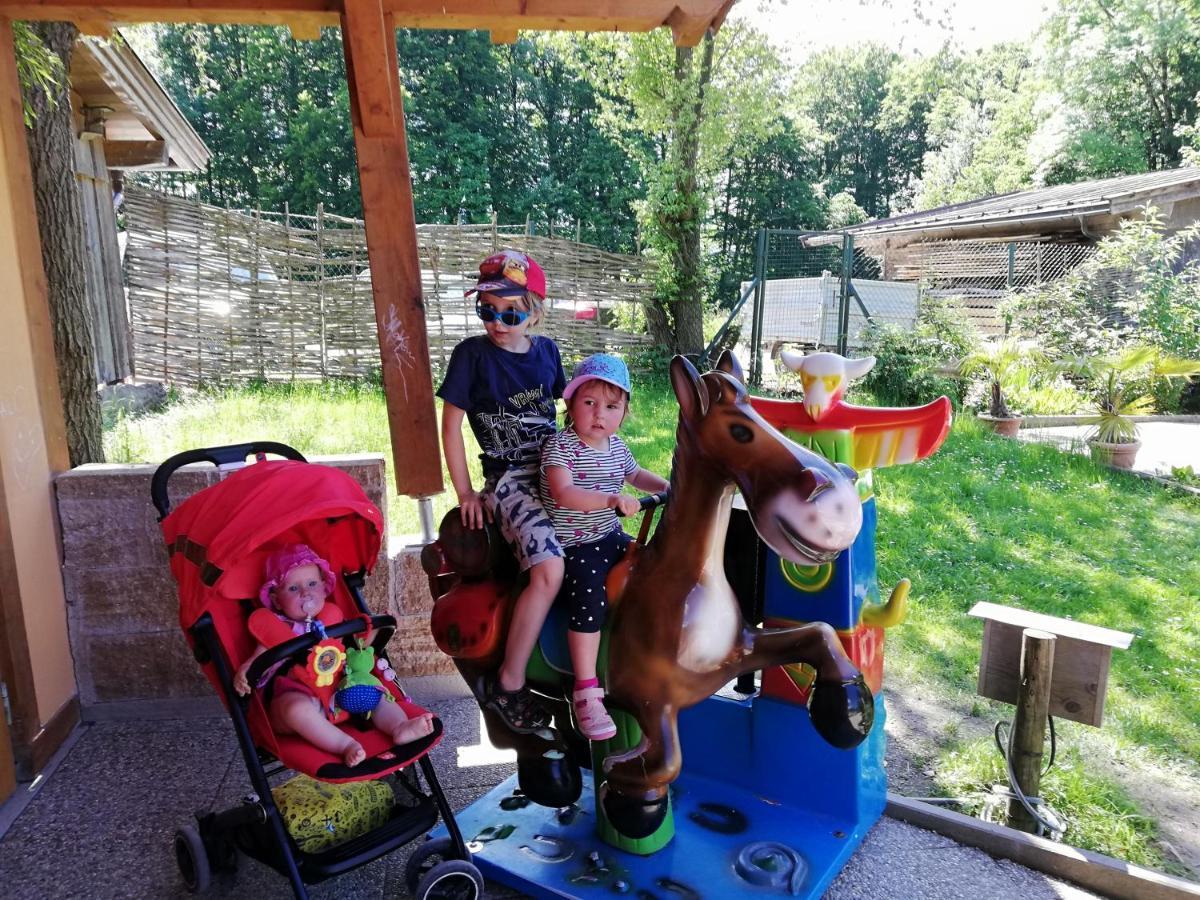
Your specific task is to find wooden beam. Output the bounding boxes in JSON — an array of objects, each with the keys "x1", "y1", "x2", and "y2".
[
  {"x1": 666, "y1": 8, "x2": 709, "y2": 46},
  {"x1": 102, "y1": 138, "x2": 169, "y2": 168},
  {"x1": 489, "y1": 27, "x2": 518, "y2": 45},
  {"x1": 0, "y1": 0, "x2": 732, "y2": 39},
  {"x1": 288, "y1": 17, "x2": 323, "y2": 40},
  {"x1": 75, "y1": 17, "x2": 112, "y2": 38},
  {"x1": 341, "y1": 8, "x2": 442, "y2": 498},
  {"x1": 886, "y1": 794, "x2": 1200, "y2": 900},
  {"x1": 341, "y1": 0, "x2": 396, "y2": 139}
]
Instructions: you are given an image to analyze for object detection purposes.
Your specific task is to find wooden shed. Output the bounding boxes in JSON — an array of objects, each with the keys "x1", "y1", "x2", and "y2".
[{"x1": 69, "y1": 33, "x2": 211, "y2": 383}]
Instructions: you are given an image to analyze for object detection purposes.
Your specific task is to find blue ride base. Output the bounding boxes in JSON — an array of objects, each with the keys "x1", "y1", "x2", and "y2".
[{"x1": 432, "y1": 690, "x2": 887, "y2": 899}]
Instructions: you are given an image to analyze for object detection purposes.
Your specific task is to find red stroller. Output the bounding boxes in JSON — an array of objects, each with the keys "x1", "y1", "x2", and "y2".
[{"x1": 153, "y1": 441, "x2": 480, "y2": 899}]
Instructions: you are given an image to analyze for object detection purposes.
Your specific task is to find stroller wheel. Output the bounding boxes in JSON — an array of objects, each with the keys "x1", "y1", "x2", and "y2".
[
  {"x1": 405, "y1": 837, "x2": 471, "y2": 895},
  {"x1": 173, "y1": 825, "x2": 212, "y2": 893},
  {"x1": 415, "y1": 859, "x2": 485, "y2": 900}
]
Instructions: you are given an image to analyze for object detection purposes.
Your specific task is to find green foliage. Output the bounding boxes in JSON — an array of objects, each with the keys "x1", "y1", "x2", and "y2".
[
  {"x1": 1016, "y1": 210, "x2": 1200, "y2": 392},
  {"x1": 935, "y1": 739, "x2": 1163, "y2": 868},
  {"x1": 1043, "y1": 0, "x2": 1200, "y2": 177},
  {"x1": 954, "y1": 337, "x2": 1049, "y2": 418},
  {"x1": 860, "y1": 297, "x2": 977, "y2": 408},
  {"x1": 13, "y1": 22, "x2": 65, "y2": 126},
  {"x1": 915, "y1": 44, "x2": 1041, "y2": 208},
  {"x1": 795, "y1": 44, "x2": 944, "y2": 218},
  {"x1": 1071, "y1": 345, "x2": 1200, "y2": 444}
]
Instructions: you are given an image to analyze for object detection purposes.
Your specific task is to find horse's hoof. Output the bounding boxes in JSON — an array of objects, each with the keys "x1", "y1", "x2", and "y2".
[
  {"x1": 599, "y1": 783, "x2": 669, "y2": 839},
  {"x1": 517, "y1": 753, "x2": 582, "y2": 808},
  {"x1": 809, "y1": 674, "x2": 874, "y2": 749}
]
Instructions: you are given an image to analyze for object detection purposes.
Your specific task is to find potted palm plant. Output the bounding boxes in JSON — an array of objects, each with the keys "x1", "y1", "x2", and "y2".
[
  {"x1": 954, "y1": 338, "x2": 1047, "y2": 437},
  {"x1": 1073, "y1": 346, "x2": 1200, "y2": 469}
]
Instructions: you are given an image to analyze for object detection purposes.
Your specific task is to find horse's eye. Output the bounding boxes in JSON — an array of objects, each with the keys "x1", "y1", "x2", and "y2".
[{"x1": 730, "y1": 424, "x2": 754, "y2": 443}]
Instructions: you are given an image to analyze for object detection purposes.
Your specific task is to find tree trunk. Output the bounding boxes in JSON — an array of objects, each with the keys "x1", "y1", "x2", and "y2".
[
  {"x1": 662, "y1": 32, "x2": 714, "y2": 358},
  {"x1": 22, "y1": 22, "x2": 104, "y2": 466}
]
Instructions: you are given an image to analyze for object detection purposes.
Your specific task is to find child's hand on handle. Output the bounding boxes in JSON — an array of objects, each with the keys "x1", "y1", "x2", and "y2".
[
  {"x1": 608, "y1": 493, "x2": 641, "y2": 517},
  {"x1": 458, "y1": 489, "x2": 491, "y2": 530}
]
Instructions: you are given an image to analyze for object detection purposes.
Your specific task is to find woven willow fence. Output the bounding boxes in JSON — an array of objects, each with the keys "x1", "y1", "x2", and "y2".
[
  {"x1": 123, "y1": 185, "x2": 656, "y2": 387},
  {"x1": 876, "y1": 238, "x2": 1097, "y2": 336}
]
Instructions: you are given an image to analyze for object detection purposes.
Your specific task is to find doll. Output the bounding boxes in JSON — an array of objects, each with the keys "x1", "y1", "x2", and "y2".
[{"x1": 234, "y1": 544, "x2": 433, "y2": 766}]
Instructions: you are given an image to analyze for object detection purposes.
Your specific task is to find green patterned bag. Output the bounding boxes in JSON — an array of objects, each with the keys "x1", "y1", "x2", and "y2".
[{"x1": 273, "y1": 774, "x2": 394, "y2": 853}]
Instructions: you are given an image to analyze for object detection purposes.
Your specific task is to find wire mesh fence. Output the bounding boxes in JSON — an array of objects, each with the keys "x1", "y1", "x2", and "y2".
[
  {"x1": 122, "y1": 186, "x2": 656, "y2": 387},
  {"x1": 875, "y1": 238, "x2": 1097, "y2": 337},
  {"x1": 737, "y1": 230, "x2": 922, "y2": 383},
  {"x1": 733, "y1": 231, "x2": 1100, "y2": 384}
]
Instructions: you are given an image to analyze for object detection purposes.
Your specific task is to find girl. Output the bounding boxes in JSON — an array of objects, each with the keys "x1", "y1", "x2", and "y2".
[
  {"x1": 437, "y1": 250, "x2": 566, "y2": 733},
  {"x1": 234, "y1": 544, "x2": 433, "y2": 766},
  {"x1": 539, "y1": 354, "x2": 669, "y2": 740}
]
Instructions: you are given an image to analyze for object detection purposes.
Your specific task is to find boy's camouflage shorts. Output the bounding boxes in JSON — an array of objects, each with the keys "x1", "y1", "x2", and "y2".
[{"x1": 484, "y1": 466, "x2": 564, "y2": 572}]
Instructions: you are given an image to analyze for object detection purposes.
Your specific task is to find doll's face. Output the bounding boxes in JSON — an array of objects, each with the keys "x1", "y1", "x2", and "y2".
[{"x1": 274, "y1": 563, "x2": 328, "y2": 621}]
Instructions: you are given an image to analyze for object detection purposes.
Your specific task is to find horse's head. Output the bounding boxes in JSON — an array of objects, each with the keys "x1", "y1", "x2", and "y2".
[{"x1": 670, "y1": 351, "x2": 862, "y2": 563}]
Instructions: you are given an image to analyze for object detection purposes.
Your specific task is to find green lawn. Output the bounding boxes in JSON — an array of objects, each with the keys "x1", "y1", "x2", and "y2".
[{"x1": 105, "y1": 376, "x2": 1200, "y2": 868}]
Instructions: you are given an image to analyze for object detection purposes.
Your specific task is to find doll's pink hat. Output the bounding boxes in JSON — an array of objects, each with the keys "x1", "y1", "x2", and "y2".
[{"x1": 259, "y1": 544, "x2": 335, "y2": 608}]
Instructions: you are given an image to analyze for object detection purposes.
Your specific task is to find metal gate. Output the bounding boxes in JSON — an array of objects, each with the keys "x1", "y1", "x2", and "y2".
[{"x1": 706, "y1": 229, "x2": 913, "y2": 386}]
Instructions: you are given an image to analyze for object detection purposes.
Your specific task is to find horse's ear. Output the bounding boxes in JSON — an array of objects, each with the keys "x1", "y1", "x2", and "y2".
[
  {"x1": 715, "y1": 350, "x2": 745, "y2": 384},
  {"x1": 670, "y1": 355, "x2": 709, "y2": 419}
]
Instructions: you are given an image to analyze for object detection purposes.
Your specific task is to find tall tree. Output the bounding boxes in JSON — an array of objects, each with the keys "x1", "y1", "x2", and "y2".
[
  {"x1": 20, "y1": 22, "x2": 103, "y2": 466},
  {"x1": 586, "y1": 24, "x2": 786, "y2": 354},
  {"x1": 915, "y1": 44, "x2": 1040, "y2": 208},
  {"x1": 795, "y1": 44, "x2": 940, "y2": 219},
  {"x1": 711, "y1": 118, "x2": 826, "y2": 305},
  {"x1": 153, "y1": 25, "x2": 361, "y2": 214},
  {"x1": 1042, "y1": 0, "x2": 1200, "y2": 179}
]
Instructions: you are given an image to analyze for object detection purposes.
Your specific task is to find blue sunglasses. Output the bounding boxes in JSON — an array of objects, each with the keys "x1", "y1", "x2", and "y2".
[{"x1": 476, "y1": 303, "x2": 530, "y2": 327}]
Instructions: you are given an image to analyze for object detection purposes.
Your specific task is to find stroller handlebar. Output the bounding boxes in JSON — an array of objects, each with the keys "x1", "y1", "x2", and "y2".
[
  {"x1": 151, "y1": 441, "x2": 307, "y2": 521},
  {"x1": 244, "y1": 613, "x2": 396, "y2": 690}
]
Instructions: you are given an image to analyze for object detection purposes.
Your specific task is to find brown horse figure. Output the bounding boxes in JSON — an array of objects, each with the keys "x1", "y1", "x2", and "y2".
[{"x1": 423, "y1": 351, "x2": 873, "y2": 840}]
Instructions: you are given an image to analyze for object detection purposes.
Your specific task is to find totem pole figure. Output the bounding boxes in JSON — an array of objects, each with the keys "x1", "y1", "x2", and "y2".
[{"x1": 748, "y1": 350, "x2": 951, "y2": 711}]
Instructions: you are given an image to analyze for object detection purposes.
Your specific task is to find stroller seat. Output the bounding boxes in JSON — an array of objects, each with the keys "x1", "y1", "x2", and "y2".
[{"x1": 154, "y1": 443, "x2": 480, "y2": 899}]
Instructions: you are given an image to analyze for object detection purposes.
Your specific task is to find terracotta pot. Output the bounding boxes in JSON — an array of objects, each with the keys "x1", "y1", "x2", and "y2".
[
  {"x1": 1088, "y1": 439, "x2": 1141, "y2": 470},
  {"x1": 977, "y1": 413, "x2": 1023, "y2": 437}
]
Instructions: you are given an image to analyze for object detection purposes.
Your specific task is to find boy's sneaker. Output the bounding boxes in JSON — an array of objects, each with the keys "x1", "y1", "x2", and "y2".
[
  {"x1": 572, "y1": 686, "x2": 617, "y2": 741},
  {"x1": 483, "y1": 676, "x2": 551, "y2": 734}
]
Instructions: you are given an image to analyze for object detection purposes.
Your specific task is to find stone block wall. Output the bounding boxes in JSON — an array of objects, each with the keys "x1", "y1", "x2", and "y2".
[{"x1": 56, "y1": 455, "x2": 453, "y2": 711}]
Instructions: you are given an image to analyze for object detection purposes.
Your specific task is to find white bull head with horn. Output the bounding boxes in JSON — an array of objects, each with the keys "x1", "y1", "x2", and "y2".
[{"x1": 779, "y1": 350, "x2": 876, "y2": 423}]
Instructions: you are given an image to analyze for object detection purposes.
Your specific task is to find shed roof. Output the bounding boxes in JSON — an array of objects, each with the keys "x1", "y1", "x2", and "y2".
[
  {"x1": 849, "y1": 167, "x2": 1200, "y2": 239},
  {"x1": 72, "y1": 33, "x2": 210, "y2": 171}
]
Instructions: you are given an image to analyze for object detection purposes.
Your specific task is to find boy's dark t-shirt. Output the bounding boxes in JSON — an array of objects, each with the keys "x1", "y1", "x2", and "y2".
[{"x1": 437, "y1": 335, "x2": 567, "y2": 478}]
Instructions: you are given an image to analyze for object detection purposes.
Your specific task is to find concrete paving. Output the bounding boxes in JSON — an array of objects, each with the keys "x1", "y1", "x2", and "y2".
[
  {"x1": 1019, "y1": 420, "x2": 1200, "y2": 477},
  {"x1": 0, "y1": 678, "x2": 1101, "y2": 900}
]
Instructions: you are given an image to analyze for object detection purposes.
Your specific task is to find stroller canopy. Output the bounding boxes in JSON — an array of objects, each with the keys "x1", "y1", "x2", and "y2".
[{"x1": 163, "y1": 459, "x2": 384, "y2": 630}]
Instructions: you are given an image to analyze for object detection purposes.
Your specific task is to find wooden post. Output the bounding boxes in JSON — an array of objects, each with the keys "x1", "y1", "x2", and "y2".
[
  {"x1": 1008, "y1": 628, "x2": 1056, "y2": 833},
  {"x1": 341, "y1": 0, "x2": 442, "y2": 498}
]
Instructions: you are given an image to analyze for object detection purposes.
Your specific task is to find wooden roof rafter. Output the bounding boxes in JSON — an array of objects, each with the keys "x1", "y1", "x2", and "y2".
[{"x1": 0, "y1": 0, "x2": 736, "y2": 47}]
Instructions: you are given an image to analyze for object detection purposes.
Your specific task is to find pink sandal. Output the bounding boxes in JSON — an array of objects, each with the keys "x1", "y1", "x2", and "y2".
[{"x1": 572, "y1": 686, "x2": 617, "y2": 741}]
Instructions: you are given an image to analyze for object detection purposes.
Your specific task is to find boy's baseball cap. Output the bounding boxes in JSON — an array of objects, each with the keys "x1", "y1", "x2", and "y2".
[
  {"x1": 563, "y1": 354, "x2": 631, "y2": 400},
  {"x1": 465, "y1": 250, "x2": 546, "y2": 300}
]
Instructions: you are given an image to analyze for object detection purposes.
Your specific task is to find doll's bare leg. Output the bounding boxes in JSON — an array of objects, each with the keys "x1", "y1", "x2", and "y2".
[
  {"x1": 271, "y1": 692, "x2": 364, "y2": 766},
  {"x1": 372, "y1": 699, "x2": 434, "y2": 745}
]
